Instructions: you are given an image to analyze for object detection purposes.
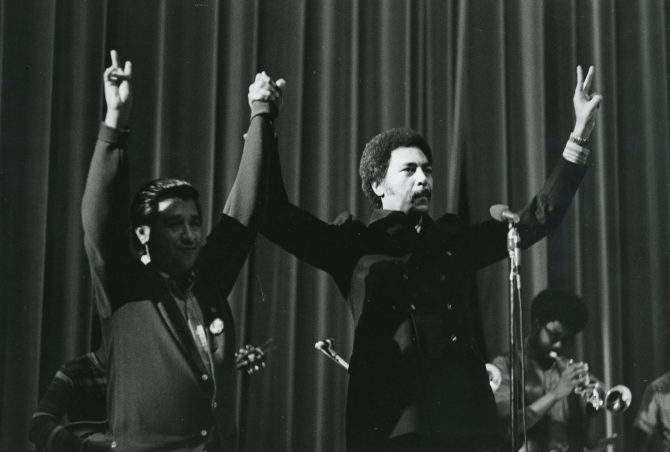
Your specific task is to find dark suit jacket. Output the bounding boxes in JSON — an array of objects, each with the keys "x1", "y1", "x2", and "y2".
[
  {"x1": 82, "y1": 105, "x2": 275, "y2": 451},
  {"x1": 260, "y1": 156, "x2": 587, "y2": 451}
]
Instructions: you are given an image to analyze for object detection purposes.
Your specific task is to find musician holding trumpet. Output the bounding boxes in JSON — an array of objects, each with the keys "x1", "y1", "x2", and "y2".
[{"x1": 491, "y1": 289, "x2": 607, "y2": 452}]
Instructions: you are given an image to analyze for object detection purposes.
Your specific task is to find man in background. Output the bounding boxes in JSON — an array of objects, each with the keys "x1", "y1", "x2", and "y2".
[
  {"x1": 634, "y1": 371, "x2": 670, "y2": 451},
  {"x1": 29, "y1": 348, "x2": 110, "y2": 452},
  {"x1": 492, "y1": 289, "x2": 605, "y2": 452}
]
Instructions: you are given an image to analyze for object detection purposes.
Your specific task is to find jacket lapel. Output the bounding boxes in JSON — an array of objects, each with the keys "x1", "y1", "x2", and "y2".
[{"x1": 144, "y1": 266, "x2": 211, "y2": 379}]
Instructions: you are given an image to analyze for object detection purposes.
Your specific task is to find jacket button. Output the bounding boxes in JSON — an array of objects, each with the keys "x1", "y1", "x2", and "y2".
[
  {"x1": 201, "y1": 429, "x2": 208, "y2": 437},
  {"x1": 201, "y1": 374, "x2": 209, "y2": 381},
  {"x1": 446, "y1": 303, "x2": 453, "y2": 310},
  {"x1": 450, "y1": 334, "x2": 458, "y2": 342}
]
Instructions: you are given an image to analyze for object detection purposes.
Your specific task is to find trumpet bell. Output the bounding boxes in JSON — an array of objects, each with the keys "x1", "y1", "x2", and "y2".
[{"x1": 605, "y1": 384, "x2": 632, "y2": 413}]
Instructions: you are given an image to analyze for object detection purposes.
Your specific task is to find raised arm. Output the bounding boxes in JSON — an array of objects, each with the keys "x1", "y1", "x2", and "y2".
[
  {"x1": 223, "y1": 72, "x2": 285, "y2": 226},
  {"x1": 255, "y1": 135, "x2": 368, "y2": 292},
  {"x1": 200, "y1": 73, "x2": 288, "y2": 296},
  {"x1": 468, "y1": 66, "x2": 603, "y2": 268},
  {"x1": 81, "y1": 50, "x2": 132, "y2": 317}
]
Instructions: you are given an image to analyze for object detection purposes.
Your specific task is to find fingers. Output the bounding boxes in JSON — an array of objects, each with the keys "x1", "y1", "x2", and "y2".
[
  {"x1": 248, "y1": 71, "x2": 285, "y2": 104},
  {"x1": 276, "y1": 78, "x2": 286, "y2": 92},
  {"x1": 575, "y1": 65, "x2": 597, "y2": 99},
  {"x1": 590, "y1": 93, "x2": 603, "y2": 108},
  {"x1": 104, "y1": 66, "x2": 116, "y2": 82},
  {"x1": 583, "y1": 65, "x2": 595, "y2": 92},
  {"x1": 111, "y1": 49, "x2": 120, "y2": 68},
  {"x1": 259, "y1": 71, "x2": 281, "y2": 98},
  {"x1": 106, "y1": 50, "x2": 132, "y2": 83},
  {"x1": 124, "y1": 60, "x2": 133, "y2": 79},
  {"x1": 574, "y1": 65, "x2": 584, "y2": 96},
  {"x1": 566, "y1": 363, "x2": 591, "y2": 388},
  {"x1": 564, "y1": 361, "x2": 588, "y2": 378}
]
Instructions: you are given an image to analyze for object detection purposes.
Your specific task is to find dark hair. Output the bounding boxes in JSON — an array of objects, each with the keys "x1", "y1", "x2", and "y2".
[
  {"x1": 129, "y1": 178, "x2": 200, "y2": 251},
  {"x1": 358, "y1": 128, "x2": 433, "y2": 208},
  {"x1": 530, "y1": 289, "x2": 588, "y2": 334}
]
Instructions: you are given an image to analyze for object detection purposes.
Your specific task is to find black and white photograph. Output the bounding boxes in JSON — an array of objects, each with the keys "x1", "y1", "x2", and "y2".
[{"x1": 1, "y1": 1, "x2": 669, "y2": 451}]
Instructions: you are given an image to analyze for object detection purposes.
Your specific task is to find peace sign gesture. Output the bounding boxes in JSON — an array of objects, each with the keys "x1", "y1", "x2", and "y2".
[
  {"x1": 572, "y1": 65, "x2": 603, "y2": 141},
  {"x1": 103, "y1": 49, "x2": 133, "y2": 128}
]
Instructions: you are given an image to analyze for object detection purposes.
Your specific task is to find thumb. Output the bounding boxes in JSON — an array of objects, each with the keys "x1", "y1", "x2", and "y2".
[
  {"x1": 590, "y1": 94, "x2": 603, "y2": 108},
  {"x1": 276, "y1": 78, "x2": 286, "y2": 92}
]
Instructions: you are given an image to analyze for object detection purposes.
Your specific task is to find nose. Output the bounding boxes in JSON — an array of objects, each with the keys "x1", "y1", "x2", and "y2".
[
  {"x1": 415, "y1": 167, "x2": 428, "y2": 185},
  {"x1": 181, "y1": 225, "x2": 198, "y2": 243}
]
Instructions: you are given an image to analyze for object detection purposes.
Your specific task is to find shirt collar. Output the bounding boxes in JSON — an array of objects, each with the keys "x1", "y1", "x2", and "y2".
[
  {"x1": 159, "y1": 270, "x2": 196, "y2": 295},
  {"x1": 369, "y1": 209, "x2": 429, "y2": 236}
]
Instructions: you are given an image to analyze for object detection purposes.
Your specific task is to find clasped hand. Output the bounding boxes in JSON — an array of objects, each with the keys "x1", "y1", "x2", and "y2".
[
  {"x1": 248, "y1": 71, "x2": 286, "y2": 109},
  {"x1": 554, "y1": 359, "x2": 591, "y2": 399}
]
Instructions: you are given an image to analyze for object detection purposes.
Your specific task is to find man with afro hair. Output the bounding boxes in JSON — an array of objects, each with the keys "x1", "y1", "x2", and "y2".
[{"x1": 259, "y1": 67, "x2": 602, "y2": 451}]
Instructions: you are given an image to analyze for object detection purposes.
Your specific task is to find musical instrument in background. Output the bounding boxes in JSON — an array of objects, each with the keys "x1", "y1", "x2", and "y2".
[
  {"x1": 235, "y1": 339, "x2": 274, "y2": 375},
  {"x1": 486, "y1": 363, "x2": 502, "y2": 392},
  {"x1": 314, "y1": 338, "x2": 349, "y2": 370},
  {"x1": 548, "y1": 351, "x2": 631, "y2": 414}
]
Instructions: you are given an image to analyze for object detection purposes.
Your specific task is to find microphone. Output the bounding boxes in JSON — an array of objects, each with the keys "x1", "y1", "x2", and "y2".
[
  {"x1": 489, "y1": 204, "x2": 520, "y2": 224},
  {"x1": 314, "y1": 339, "x2": 329, "y2": 350},
  {"x1": 315, "y1": 338, "x2": 349, "y2": 370}
]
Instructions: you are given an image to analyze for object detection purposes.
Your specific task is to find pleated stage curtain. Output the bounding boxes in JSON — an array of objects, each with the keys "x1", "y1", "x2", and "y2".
[{"x1": 1, "y1": 1, "x2": 669, "y2": 451}]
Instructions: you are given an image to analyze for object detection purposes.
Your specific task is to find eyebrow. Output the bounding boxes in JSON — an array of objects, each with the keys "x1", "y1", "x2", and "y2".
[
  {"x1": 400, "y1": 162, "x2": 431, "y2": 168},
  {"x1": 162, "y1": 213, "x2": 201, "y2": 222}
]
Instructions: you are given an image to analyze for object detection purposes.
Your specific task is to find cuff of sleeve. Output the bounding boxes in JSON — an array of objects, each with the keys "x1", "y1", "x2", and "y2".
[
  {"x1": 98, "y1": 122, "x2": 130, "y2": 147},
  {"x1": 250, "y1": 101, "x2": 277, "y2": 121},
  {"x1": 562, "y1": 140, "x2": 590, "y2": 166}
]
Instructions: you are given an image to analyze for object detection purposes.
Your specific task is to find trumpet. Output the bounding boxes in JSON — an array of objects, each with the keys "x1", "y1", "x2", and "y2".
[
  {"x1": 549, "y1": 351, "x2": 632, "y2": 414},
  {"x1": 486, "y1": 363, "x2": 502, "y2": 392}
]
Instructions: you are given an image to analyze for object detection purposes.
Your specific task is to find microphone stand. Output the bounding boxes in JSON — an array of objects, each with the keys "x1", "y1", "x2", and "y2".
[{"x1": 507, "y1": 221, "x2": 522, "y2": 451}]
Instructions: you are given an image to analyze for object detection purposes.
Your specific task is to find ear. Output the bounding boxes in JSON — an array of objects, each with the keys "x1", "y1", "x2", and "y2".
[
  {"x1": 134, "y1": 225, "x2": 151, "y2": 245},
  {"x1": 371, "y1": 181, "x2": 385, "y2": 198}
]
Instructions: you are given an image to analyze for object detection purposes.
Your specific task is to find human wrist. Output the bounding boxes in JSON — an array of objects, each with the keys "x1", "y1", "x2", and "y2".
[
  {"x1": 571, "y1": 122, "x2": 592, "y2": 141},
  {"x1": 98, "y1": 121, "x2": 129, "y2": 145},
  {"x1": 104, "y1": 108, "x2": 129, "y2": 130},
  {"x1": 250, "y1": 100, "x2": 277, "y2": 120},
  {"x1": 546, "y1": 389, "x2": 562, "y2": 404}
]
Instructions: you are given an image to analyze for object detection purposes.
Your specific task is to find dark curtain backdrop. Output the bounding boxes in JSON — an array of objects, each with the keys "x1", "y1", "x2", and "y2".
[{"x1": 2, "y1": 1, "x2": 669, "y2": 451}]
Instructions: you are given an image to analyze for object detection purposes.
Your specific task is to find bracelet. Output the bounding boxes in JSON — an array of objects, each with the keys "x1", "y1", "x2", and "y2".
[
  {"x1": 563, "y1": 140, "x2": 590, "y2": 166},
  {"x1": 569, "y1": 134, "x2": 589, "y2": 147}
]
